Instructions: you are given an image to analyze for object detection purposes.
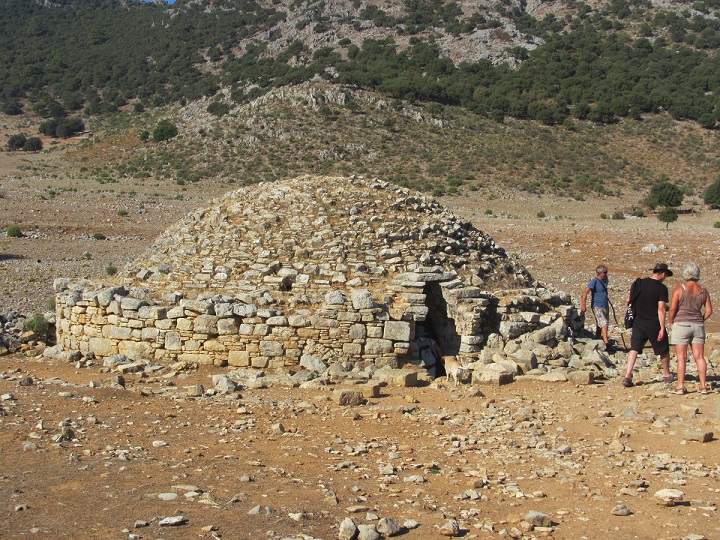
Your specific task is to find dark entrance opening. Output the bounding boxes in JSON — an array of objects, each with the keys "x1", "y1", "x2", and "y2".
[{"x1": 421, "y1": 282, "x2": 459, "y2": 378}]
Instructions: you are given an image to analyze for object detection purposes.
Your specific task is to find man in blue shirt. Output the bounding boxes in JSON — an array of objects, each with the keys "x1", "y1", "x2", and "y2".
[{"x1": 581, "y1": 264, "x2": 612, "y2": 352}]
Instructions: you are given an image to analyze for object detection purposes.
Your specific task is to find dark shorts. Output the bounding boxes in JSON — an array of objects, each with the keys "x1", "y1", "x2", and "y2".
[{"x1": 630, "y1": 320, "x2": 670, "y2": 355}]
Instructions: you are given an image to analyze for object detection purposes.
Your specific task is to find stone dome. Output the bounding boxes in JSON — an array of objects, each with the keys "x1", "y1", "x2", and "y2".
[{"x1": 54, "y1": 175, "x2": 578, "y2": 372}]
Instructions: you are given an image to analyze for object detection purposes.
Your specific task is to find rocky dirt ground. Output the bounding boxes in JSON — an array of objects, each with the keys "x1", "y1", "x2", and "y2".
[{"x1": 1, "y1": 147, "x2": 720, "y2": 539}]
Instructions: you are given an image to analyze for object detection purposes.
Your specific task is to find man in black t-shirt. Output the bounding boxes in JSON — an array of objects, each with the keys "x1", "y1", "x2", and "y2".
[{"x1": 622, "y1": 263, "x2": 674, "y2": 387}]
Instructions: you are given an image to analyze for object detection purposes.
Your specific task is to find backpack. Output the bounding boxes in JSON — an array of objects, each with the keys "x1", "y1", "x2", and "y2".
[{"x1": 624, "y1": 278, "x2": 641, "y2": 329}]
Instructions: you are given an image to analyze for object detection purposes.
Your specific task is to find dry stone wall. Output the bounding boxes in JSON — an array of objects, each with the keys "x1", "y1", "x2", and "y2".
[{"x1": 54, "y1": 176, "x2": 583, "y2": 373}]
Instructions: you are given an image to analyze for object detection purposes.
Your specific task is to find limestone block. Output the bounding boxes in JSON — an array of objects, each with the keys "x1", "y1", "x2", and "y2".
[
  {"x1": 348, "y1": 324, "x2": 367, "y2": 340},
  {"x1": 351, "y1": 289, "x2": 375, "y2": 310},
  {"x1": 254, "y1": 324, "x2": 269, "y2": 336},
  {"x1": 373, "y1": 368, "x2": 418, "y2": 387},
  {"x1": 334, "y1": 389, "x2": 364, "y2": 406},
  {"x1": 120, "y1": 297, "x2": 147, "y2": 311},
  {"x1": 239, "y1": 323, "x2": 254, "y2": 335},
  {"x1": 251, "y1": 356, "x2": 269, "y2": 368},
  {"x1": 233, "y1": 304, "x2": 258, "y2": 318},
  {"x1": 365, "y1": 338, "x2": 393, "y2": 354},
  {"x1": 203, "y1": 339, "x2": 227, "y2": 352},
  {"x1": 472, "y1": 369, "x2": 514, "y2": 386},
  {"x1": 267, "y1": 315, "x2": 288, "y2": 326},
  {"x1": 300, "y1": 355, "x2": 328, "y2": 372},
  {"x1": 217, "y1": 317, "x2": 239, "y2": 335},
  {"x1": 285, "y1": 315, "x2": 308, "y2": 327},
  {"x1": 141, "y1": 327, "x2": 159, "y2": 341},
  {"x1": 194, "y1": 314, "x2": 218, "y2": 334},
  {"x1": 138, "y1": 305, "x2": 167, "y2": 320},
  {"x1": 178, "y1": 352, "x2": 215, "y2": 365},
  {"x1": 383, "y1": 320, "x2": 411, "y2": 341},
  {"x1": 228, "y1": 350, "x2": 250, "y2": 367},
  {"x1": 181, "y1": 299, "x2": 212, "y2": 314},
  {"x1": 167, "y1": 306, "x2": 184, "y2": 319},
  {"x1": 97, "y1": 286, "x2": 126, "y2": 307},
  {"x1": 259, "y1": 340, "x2": 284, "y2": 357},
  {"x1": 211, "y1": 303, "x2": 232, "y2": 318},
  {"x1": 88, "y1": 337, "x2": 114, "y2": 357},
  {"x1": 127, "y1": 319, "x2": 143, "y2": 329},
  {"x1": 164, "y1": 331, "x2": 182, "y2": 351},
  {"x1": 118, "y1": 341, "x2": 154, "y2": 360},
  {"x1": 102, "y1": 325, "x2": 132, "y2": 340},
  {"x1": 177, "y1": 318, "x2": 193, "y2": 331},
  {"x1": 537, "y1": 372, "x2": 569, "y2": 382},
  {"x1": 343, "y1": 342, "x2": 363, "y2": 355},
  {"x1": 512, "y1": 349, "x2": 538, "y2": 372},
  {"x1": 567, "y1": 371, "x2": 594, "y2": 385},
  {"x1": 499, "y1": 320, "x2": 529, "y2": 340}
]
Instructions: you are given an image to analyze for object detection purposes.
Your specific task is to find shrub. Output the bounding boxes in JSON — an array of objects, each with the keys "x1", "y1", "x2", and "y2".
[
  {"x1": 600, "y1": 213, "x2": 607, "y2": 219},
  {"x1": 23, "y1": 137, "x2": 42, "y2": 152},
  {"x1": 485, "y1": 209, "x2": 493, "y2": 215},
  {"x1": 536, "y1": 210, "x2": 545, "y2": 218},
  {"x1": 92, "y1": 232, "x2": 106, "y2": 240},
  {"x1": 117, "y1": 209, "x2": 128, "y2": 216},
  {"x1": 714, "y1": 222, "x2": 720, "y2": 228},
  {"x1": 611, "y1": 211, "x2": 625, "y2": 219},
  {"x1": 139, "y1": 130, "x2": 150, "y2": 142},
  {"x1": 23, "y1": 313, "x2": 51, "y2": 343},
  {"x1": 106, "y1": 265, "x2": 118, "y2": 276},
  {"x1": 47, "y1": 297, "x2": 56, "y2": 311},
  {"x1": 631, "y1": 208, "x2": 645, "y2": 217},
  {"x1": 152, "y1": 119, "x2": 178, "y2": 142},
  {"x1": 6, "y1": 224, "x2": 22, "y2": 237},
  {"x1": 207, "y1": 101, "x2": 230, "y2": 117},
  {"x1": 704, "y1": 177, "x2": 720, "y2": 208},
  {"x1": 7, "y1": 133, "x2": 27, "y2": 151}
]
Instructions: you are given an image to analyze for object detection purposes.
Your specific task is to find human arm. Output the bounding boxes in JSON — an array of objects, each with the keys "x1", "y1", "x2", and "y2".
[
  {"x1": 581, "y1": 286, "x2": 591, "y2": 312},
  {"x1": 668, "y1": 285, "x2": 681, "y2": 325},
  {"x1": 657, "y1": 300, "x2": 666, "y2": 339},
  {"x1": 704, "y1": 291, "x2": 713, "y2": 321}
]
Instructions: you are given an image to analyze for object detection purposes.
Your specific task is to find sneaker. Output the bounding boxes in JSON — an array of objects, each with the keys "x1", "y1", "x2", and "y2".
[{"x1": 622, "y1": 377, "x2": 634, "y2": 388}]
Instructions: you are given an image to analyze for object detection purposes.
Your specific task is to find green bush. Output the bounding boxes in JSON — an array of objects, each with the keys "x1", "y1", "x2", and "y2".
[
  {"x1": 106, "y1": 265, "x2": 118, "y2": 276},
  {"x1": 117, "y1": 209, "x2": 128, "y2": 216},
  {"x1": 631, "y1": 208, "x2": 645, "y2": 217},
  {"x1": 23, "y1": 313, "x2": 51, "y2": 343},
  {"x1": 92, "y1": 232, "x2": 106, "y2": 240},
  {"x1": 152, "y1": 119, "x2": 178, "y2": 142},
  {"x1": 600, "y1": 213, "x2": 608, "y2": 219},
  {"x1": 47, "y1": 297, "x2": 56, "y2": 311},
  {"x1": 704, "y1": 178, "x2": 720, "y2": 208},
  {"x1": 207, "y1": 101, "x2": 230, "y2": 117},
  {"x1": 611, "y1": 211, "x2": 625, "y2": 219},
  {"x1": 658, "y1": 206, "x2": 678, "y2": 228},
  {"x1": 536, "y1": 211, "x2": 545, "y2": 218},
  {"x1": 714, "y1": 222, "x2": 720, "y2": 228},
  {"x1": 485, "y1": 209, "x2": 493, "y2": 215},
  {"x1": 7, "y1": 133, "x2": 26, "y2": 151},
  {"x1": 6, "y1": 224, "x2": 22, "y2": 237}
]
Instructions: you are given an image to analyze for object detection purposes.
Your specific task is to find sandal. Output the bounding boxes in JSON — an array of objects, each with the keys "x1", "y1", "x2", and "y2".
[
  {"x1": 663, "y1": 374, "x2": 677, "y2": 383},
  {"x1": 699, "y1": 387, "x2": 710, "y2": 395},
  {"x1": 670, "y1": 387, "x2": 687, "y2": 395}
]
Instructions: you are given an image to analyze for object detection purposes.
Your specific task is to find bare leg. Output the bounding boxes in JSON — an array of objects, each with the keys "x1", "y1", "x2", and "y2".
[
  {"x1": 601, "y1": 325, "x2": 609, "y2": 345},
  {"x1": 690, "y1": 343, "x2": 707, "y2": 390},
  {"x1": 675, "y1": 344, "x2": 688, "y2": 390},
  {"x1": 624, "y1": 350, "x2": 638, "y2": 379},
  {"x1": 660, "y1": 352, "x2": 672, "y2": 379}
]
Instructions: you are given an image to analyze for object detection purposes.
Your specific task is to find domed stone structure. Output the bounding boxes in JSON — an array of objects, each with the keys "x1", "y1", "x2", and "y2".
[{"x1": 54, "y1": 176, "x2": 581, "y2": 375}]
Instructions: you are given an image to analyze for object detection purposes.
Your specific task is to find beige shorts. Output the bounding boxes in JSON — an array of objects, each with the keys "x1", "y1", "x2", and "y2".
[{"x1": 670, "y1": 322, "x2": 706, "y2": 345}]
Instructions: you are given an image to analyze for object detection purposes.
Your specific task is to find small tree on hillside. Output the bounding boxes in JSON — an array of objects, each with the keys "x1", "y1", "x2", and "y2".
[
  {"x1": 658, "y1": 206, "x2": 678, "y2": 229},
  {"x1": 643, "y1": 181, "x2": 683, "y2": 210},
  {"x1": 152, "y1": 119, "x2": 178, "y2": 142},
  {"x1": 703, "y1": 177, "x2": 720, "y2": 208}
]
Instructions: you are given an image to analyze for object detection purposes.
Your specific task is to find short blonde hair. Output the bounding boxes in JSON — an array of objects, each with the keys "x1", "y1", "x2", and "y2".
[{"x1": 682, "y1": 262, "x2": 701, "y2": 281}]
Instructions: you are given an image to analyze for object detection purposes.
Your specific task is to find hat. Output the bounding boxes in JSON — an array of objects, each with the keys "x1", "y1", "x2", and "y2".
[{"x1": 652, "y1": 263, "x2": 673, "y2": 276}]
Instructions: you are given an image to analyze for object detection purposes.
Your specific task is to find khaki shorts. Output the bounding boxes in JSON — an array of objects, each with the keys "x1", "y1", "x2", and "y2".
[{"x1": 670, "y1": 322, "x2": 706, "y2": 345}]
